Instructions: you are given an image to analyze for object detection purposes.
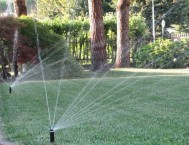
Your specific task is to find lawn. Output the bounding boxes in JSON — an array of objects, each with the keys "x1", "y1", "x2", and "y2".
[{"x1": 0, "y1": 68, "x2": 189, "y2": 145}]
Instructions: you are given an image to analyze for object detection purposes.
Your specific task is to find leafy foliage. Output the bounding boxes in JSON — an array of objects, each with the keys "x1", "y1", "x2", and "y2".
[
  {"x1": 19, "y1": 16, "x2": 83, "y2": 78},
  {"x1": 132, "y1": 0, "x2": 189, "y2": 33},
  {"x1": 18, "y1": 16, "x2": 62, "y2": 49},
  {"x1": 45, "y1": 13, "x2": 148, "y2": 42},
  {"x1": 0, "y1": 0, "x2": 6, "y2": 13},
  {"x1": 0, "y1": 17, "x2": 22, "y2": 65},
  {"x1": 26, "y1": 0, "x2": 116, "y2": 19},
  {"x1": 33, "y1": 0, "x2": 89, "y2": 19},
  {"x1": 129, "y1": 13, "x2": 149, "y2": 39},
  {"x1": 135, "y1": 39, "x2": 189, "y2": 68},
  {"x1": 0, "y1": 16, "x2": 82, "y2": 78},
  {"x1": 129, "y1": 13, "x2": 150, "y2": 66},
  {"x1": 46, "y1": 17, "x2": 90, "y2": 38},
  {"x1": 102, "y1": 0, "x2": 116, "y2": 13}
]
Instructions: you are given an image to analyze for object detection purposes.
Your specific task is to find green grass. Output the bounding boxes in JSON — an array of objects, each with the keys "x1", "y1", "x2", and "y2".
[{"x1": 0, "y1": 68, "x2": 189, "y2": 145}]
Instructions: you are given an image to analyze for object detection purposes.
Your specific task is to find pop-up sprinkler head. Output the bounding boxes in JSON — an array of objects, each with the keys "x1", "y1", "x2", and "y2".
[
  {"x1": 50, "y1": 129, "x2": 55, "y2": 143},
  {"x1": 9, "y1": 87, "x2": 12, "y2": 94}
]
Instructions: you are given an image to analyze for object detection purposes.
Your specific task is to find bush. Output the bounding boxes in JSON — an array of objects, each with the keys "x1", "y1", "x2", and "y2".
[
  {"x1": 0, "y1": 0, "x2": 6, "y2": 13},
  {"x1": 0, "y1": 16, "x2": 82, "y2": 79},
  {"x1": 19, "y1": 16, "x2": 83, "y2": 79},
  {"x1": 45, "y1": 13, "x2": 148, "y2": 42},
  {"x1": 135, "y1": 39, "x2": 189, "y2": 68},
  {"x1": 129, "y1": 13, "x2": 149, "y2": 40}
]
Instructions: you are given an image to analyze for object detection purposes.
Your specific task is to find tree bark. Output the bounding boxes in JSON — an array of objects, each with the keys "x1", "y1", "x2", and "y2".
[
  {"x1": 115, "y1": 0, "x2": 130, "y2": 68},
  {"x1": 88, "y1": 0, "x2": 108, "y2": 71},
  {"x1": 0, "y1": 46, "x2": 7, "y2": 80},
  {"x1": 0, "y1": 43, "x2": 10, "y2": 80},
  {"x1": 13, "y1": 0, "x2": 27, "y2": 17},
  {"x1": 12, "y1": 0, "x2": 27, "y2": 77}
]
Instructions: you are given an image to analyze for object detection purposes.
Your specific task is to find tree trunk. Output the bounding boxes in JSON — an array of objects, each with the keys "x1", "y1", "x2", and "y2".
[
  {"x1": 0, "y1": 44, "x2": 10, "y2": 80},
  {"x1": 12, "y1": 0, "x2": 27, "y2": 77},
  {"x1": 0, "y1": 46, "x2": 6, "y2": 80},
  {"x1": 88, "y1": 0, "x2": 108, "y2": 71},
  {"x1": 13, "y1": 0, "x2": 27, "y2": 17},
  {"x1": 115, "y1": 0, "x2": 130, "y2": 68}
]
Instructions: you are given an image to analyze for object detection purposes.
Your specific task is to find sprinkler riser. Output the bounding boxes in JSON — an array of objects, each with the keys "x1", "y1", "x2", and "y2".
[
  {"x1": 9, "y1": 87, "x2": 12, "y2": 94},
  {"x1": 50, "y1": 129, "x2": 55, "y2": 143}
]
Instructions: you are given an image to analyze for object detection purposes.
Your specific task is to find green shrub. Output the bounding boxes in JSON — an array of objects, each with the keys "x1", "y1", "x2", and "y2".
[
  {"x1": 44, "y1": 13, "x2": 148, "y2": 43},
  {"x1": 129, "y1": 13, "x2": 149, "y2": 39},
  {"x1": 45, "y1": 17, "x2": 90, "y2": 39},
  {"x1": 135, "y1": 39, "x2": 189, "y2": 68},
  {"x1": 18, "y1": 16, "x2": 62, "y2": 48},
  {"x1": 0, "y1": 0, "x2": 6, "y2": 13},
  {"x1": 0, "y1": 16, "x2": 82, "y2": 79},
  {"x1": 20, "y1": 16, "x2": 83, "y2": 79}
]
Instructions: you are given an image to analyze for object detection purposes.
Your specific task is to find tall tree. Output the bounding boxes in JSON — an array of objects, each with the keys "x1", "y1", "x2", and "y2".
[
  {"x1": 88, "y1": 0, "x2": 108, "y2": 71},
  {"x1": 14, "y1": 0, "x2": 27, "y2": 16},
  {"x1": 115, "y1": 0, "x2": 130, "y2": 68},
  {"x1": 12, "y1": 0, "x2": 27, "y2": 77},
  {"x1": 0, "y1": 43, "x2": 10, "y2": 80}
]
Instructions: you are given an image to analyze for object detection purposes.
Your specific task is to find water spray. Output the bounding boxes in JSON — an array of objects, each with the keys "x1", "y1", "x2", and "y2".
[
  {"x1": 50, "y1": 129, "x2": 55, "y2": 143},
  {"x1": 9, "y1": 87, "x2": 12, "y2": 94}
]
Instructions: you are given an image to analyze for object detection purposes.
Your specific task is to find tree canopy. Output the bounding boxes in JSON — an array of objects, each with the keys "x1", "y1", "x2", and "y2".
[
  {"x1": 1, "y1": 0, "x2": 188, "y2": 31},
  {"x1": 132, "y1": 0, "x2": 189, "y2": 32}
]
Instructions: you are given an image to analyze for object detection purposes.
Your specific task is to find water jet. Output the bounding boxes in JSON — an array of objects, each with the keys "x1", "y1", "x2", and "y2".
[{"x1": 50, "y1": 129, "x2": 55, "y2": 143}]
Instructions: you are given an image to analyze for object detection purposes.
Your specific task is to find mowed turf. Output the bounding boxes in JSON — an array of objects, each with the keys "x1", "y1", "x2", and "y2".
[{"x1": 0, "y1": 68, "x2": 189, "y2": 145}]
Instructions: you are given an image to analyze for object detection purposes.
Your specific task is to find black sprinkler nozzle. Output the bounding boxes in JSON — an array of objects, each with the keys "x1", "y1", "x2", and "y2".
[
  {"x1": 50, "y1": 129, "x2": 55, "y2": 143},
  {"x1": 9, "y1": 87, "x2": 12, "y2": 94}
]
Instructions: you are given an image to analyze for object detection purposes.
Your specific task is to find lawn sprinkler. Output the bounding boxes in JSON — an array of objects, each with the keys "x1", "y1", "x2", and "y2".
[
  {"x1": 9, "y1": 87, "x2": 12, "y2": 94},
  {"x1": 50, "y1": 129, "x2": 55, "y2": 143}
]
